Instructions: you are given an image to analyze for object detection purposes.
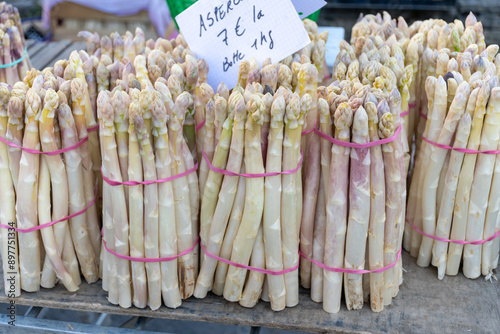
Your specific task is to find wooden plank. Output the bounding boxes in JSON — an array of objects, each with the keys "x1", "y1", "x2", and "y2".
[
  {"x1": 27, "y1": 41, "x2": 48, "y2": 60},
  {"x1": 30, "y1": 40, "x2": 72, "y2": 70},
  {"x1": 0, "y1": 252, "x2": 498, "y2": 333},
  {"x1": 46, "y1": 41, "x2": 88, "y2": 68},
  {"x1": 25, "y1": 39, "x2": 36, "y2": 50}
]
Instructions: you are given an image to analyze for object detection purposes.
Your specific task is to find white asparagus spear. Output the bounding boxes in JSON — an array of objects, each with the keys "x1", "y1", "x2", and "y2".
[
  {"x1": 310, "y1": 97, "x2": 332, "y2": 303},
  {"x1": 433, "y1": 113, "x2": 472, "y2": 279},
  {"x1": 482, "y1": 138, "x2": 500, "y2": 278},
  {"x1": 344, "y1": 106, "x2": 370, "y2": 310},
  {"x1": 181, "y1": 136, "x2": 200, "y2": 280},
  {"x1": 71, "y1": 79, "x2": 101, "y2": 263},
  {"x1": 198, "y1": 98, "x2": 215, "y2": 196},
  {"x1": 133, "y1": 111, "x2": 162, "y2": 309},
  {"x1": 311, "y1": 172, "x2": 326, "y2": 303},
  {"x1": 113, "y1": 90, "x2": 130, "y2": 199},
  {"x1": 69, "y1": 52, "x2": 102, "y2": 214},
  {"x1": 0, "y1": 86, "x2": 20, "y2": 297},
  {"x1": 419, "y1": 82, "x2": 470, "y2": 266},
  {"x1": 262, "y1": 95, "x2": 287, "y2": 311},
  {"x1": 463, "y1": 87, "x2": 500, "y2": 278},
  {"x1": 5, "y1": 96, "x2": 23, "y2": 193},
  {"x1": 38, "y1": 155, "x2": 79, "y2": 291},
  {"x1": 240, "y1": 225, "x2": 265, "y2": 308},
  {"x1": 224, "y1": 94, "x2": 265, "y2": 302},
  {"x1": 152, "y1": 97, "x2": 182, "y2": 308},
  {"x1": 408, "y1": 77, "x2": 438, "y2": 257},
  {"x1": 98, "y1": 97, "x2": 132, "y2": 308},
  {"x1": 212, "y1": 164, "x2": 246, "y2": 296},
  {"x1": 323, "y1": 102, "x2": 353, "y2": 313},
  {"x1": 39, "y1": 90, "x2": 79, "y2": 291},
  {"x1": 194, "y1": 98, "x2": 246, "y2": 298},
  {"x1": 365, "y1": 101, "x2": 385, "y2": 312},
  {"x1": 169, "y1": 92, "x2": 195, "y2": 298},
  {"x1": 127, "y1": 101, "x2": 147, "y2": 308},
  {"x1": 378, "y1": 104, "x2": 403, "y2": 306},
  {"x1": 447, "y1": 82, "x2": 491, "y2": 275},
  {"x1": 282, "y1": 93, "x2": 307, "y2": 307},
  {"x1": 415, "y1": 76, "x2": 448, "y2": 268},
  {"x1": 16, "y1": 89, "x2": 42, "y2": 292}
]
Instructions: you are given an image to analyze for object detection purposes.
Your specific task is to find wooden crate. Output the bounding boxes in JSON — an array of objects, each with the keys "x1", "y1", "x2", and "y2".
[{"x1": 49, "y1": 2, "x2": 160, "y2": 41}]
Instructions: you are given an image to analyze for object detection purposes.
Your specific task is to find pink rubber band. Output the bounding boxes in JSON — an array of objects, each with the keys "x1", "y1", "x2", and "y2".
[
  {"x1": 406, "y1": 219, "x2": 500, "y2": 245},
  {"x1": 103, "y1": 233, "x2": 199, "y2": 262},
  {"x1": 203, "y1": 150, "x2": 302, "y2": 177},
  {"x1": 102, "y1": 162, "x2": 198, "y2": 186},
  {"x1": 422, "y1": 136, "x2": 500, "y2": 154},
  {"x1": 301, "y1": 127, "x2": 315, "y2": 135},
  {"x1": 314, "y1": 124, "x2": 402, "y2": 149},
  {"x1": 401, "y1": 107, "x2": 410, "y2": 117},
  {"x1": 201, "y1": 242, "x2": 299, "y2": 275},
  {"x1": 300, "y1": 248, "x2": 402, "y2": 274},
  {"x1": 0, "y1": 185, "x2": 98, "y2": 233},
  {"x1": 419, "y1": 108, "x2": 428, "y2": 120},
  {"x1": 409, "y1": 102, "x2": 417, "y2": 108},
  {"x1": 87, "y1": 125, "x2": 99, "y2": 132},
  {"x1": 0, "y1": 135, "x2": 89, "y2": 156},
  {"x1": 195, "y1": 119, "x2": 205, "y2": 132}
]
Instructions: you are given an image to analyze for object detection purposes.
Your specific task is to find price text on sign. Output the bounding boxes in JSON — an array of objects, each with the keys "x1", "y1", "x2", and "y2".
[{"x1": 176, "y1": 0, "x2": 311, "y2": 89}]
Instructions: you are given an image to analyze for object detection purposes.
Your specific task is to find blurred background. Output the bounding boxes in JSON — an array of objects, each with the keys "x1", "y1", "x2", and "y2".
[{"x1": 8, "y1": 0, "x2": 500, "y2": 45}]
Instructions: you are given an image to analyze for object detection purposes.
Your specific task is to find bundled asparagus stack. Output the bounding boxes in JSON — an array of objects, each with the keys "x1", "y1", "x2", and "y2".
[
  {"x1": 405, "y1": 43, "x2": 500, "y2": 280},
  {"x1": 193, "y1": 19, "x2": 329, "y2": 311},
  {"x1": 89, "y1": 31, "x2": 211, "y2": 309},
  {"x1": 0, "y1": 54, "x2": 102, "y2": 296},
  {"x1": 407, "y1": 12, "x2": 486, "y2": 157},
  {"x1": 0, "y1": 2, "x2": 31, "y2": 85}
]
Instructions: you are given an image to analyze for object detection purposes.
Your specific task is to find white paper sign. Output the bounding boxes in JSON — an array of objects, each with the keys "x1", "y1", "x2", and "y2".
[
  {"x1": 176, "y1": 0, "x2": 311, "y2": 89},
  {"x1": 291, "y1": 0, "x2": 327, "y2": 20}
]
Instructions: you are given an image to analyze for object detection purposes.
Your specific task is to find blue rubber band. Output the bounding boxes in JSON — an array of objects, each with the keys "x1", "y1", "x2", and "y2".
[{"x1": 0, "y1": 47, "x2": 27, "y2": 69}]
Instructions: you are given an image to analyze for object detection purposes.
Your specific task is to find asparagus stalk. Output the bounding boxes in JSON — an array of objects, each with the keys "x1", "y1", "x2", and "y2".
[
  {"x1": 482, "y1": 139, "x2": 500, "y2": 278},
  {"x1": 16, "y1": 89, "x2": 42, "y2": 292},
  {"x1": 239, "y1": 225, "x2": 265, "y2": 308},
  {"x1": 125, "y1": 100, "x2": 147, "y2": 308},
  {"x1": 378, "y1": 107, "x2": 403, "y2": 306},
  {"x1": 38, "y1": 154, "x2": 78, "y2": 291},
  {"x1": 198, "y1": 98, "x2": 215, "y2": 195},
  {"x1": 5, "y1": 96, "x2": 23, "y2": 192},
  {"x1": 169, "y1": 92, "x2": 196, "y2": 299},
  {"x1": 433, "y1": 113, "x2": 472, "y2": 279},
  {"x1": 98, "y1": 95, "x2": 132, "y2": 308},
  {"x1": 0, "y1": 85, "x2": 20, "y2": 297},
  {"x1": 365, "y1": 101, "x2": 385, "y2": 312},
  {"x1": 262, "y1": 95, "x2": 287, "y2": 310},
  {"x1": 212, "y1": 164, "x2": 246, "y2": 296},
  {"x1": 281, "y1": 93, "x2": 306, "y2": 307},
  {"x1": 419, "y1": 81, "x2": 470, "y2": 266},
  {"x1": 152, "y1": 97, "x2": 182, "y2": 308},
  {"x1": 71, "y1": 79, "x2": 101, "y2": 268},
  {"x1": 323, "y1": 102, "x2": 353, "y2": 313},
  {"x1": 133, "y1": 109, "x2": 162, "y2": 310},
  {"x1": 311, "y1": 172, "x2": 326, "y2": 303},
  {"x1": 344, "y1": 106, "x2": 370, "y2": 310},
  {"x1": 463, "y1": 87, "x2": 500, "y2": 278},
  {"x1": 447, "y1": 82, "x2": 491, "y2": 275},
  {"x1": 223, "y1": 94, "x2": 265, "y2": 302}
]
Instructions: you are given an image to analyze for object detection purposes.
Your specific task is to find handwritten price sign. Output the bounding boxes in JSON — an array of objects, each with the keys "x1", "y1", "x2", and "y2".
[{"x1": 176, "y1": 0, "x2": 312, "y2": 89}]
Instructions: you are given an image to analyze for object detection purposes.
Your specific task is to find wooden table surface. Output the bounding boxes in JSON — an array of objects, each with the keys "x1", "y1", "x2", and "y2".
[
  {"x1": 25, "y1": 39, "x2": 87, "y2": 71},
  {"x1": 1, "y1": 251, "x2": 499, "y2": 333}
]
